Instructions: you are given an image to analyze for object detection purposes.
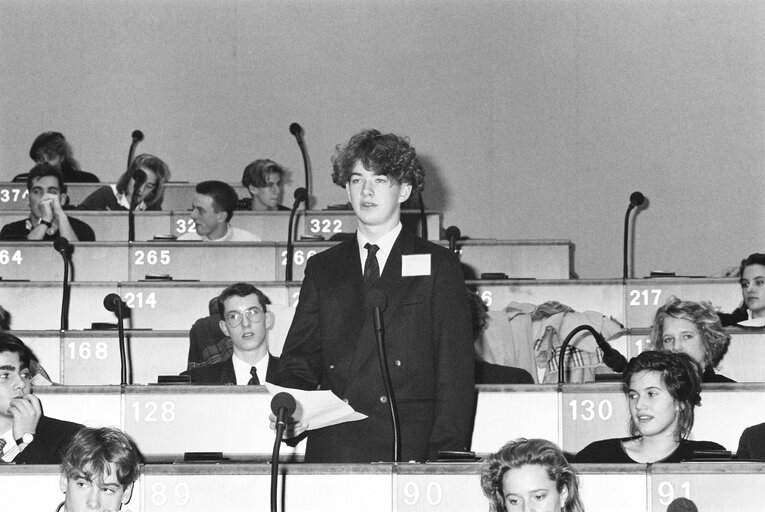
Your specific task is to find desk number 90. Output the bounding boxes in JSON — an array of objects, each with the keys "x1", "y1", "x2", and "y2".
[
  {"x1": 569, "y1": 399, "x2": 613, "y2": 421},
  {"x1": 402, "y1": 481, "x2": 443, "y2": 506}
]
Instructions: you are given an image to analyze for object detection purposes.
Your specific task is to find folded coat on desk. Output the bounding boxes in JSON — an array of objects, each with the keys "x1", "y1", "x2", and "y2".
[{"x1": 475, "y1": 301, "x2": 624, "y2": 383}]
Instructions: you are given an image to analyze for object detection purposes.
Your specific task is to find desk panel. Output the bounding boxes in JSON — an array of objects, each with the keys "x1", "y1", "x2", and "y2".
[
  {"x1": 561, "y1": 385, "x2": 631, "y2": 454},
  {"x1": 122, "y1": 386, "x2": 305, "y2": 459},
  {"x1": 35, "y1": 386, "x2": 122, "y2": 427},
  {"x1": 0, "y1": 182, "x2": 30, "y2": 209},
  {"x1": 577, "y1": 468, "x2": 647, "y2": 512},
  {"x1": 471, "y1": 386, "x2": 558, "y2": 453},
  {"x1": 0, "y1": 242, "x2": 128, "y2": 281},
  {"x1": 457, "y1": 239, "x2": 572, "y2": 280},
  {"x1": 395, "y1": 465, "x2": 483, "y2": 512},
  {"x1": 651, "y1": 463, "x2": 765, "y2": 512},
  {"x1": 471, "y1": 279, "x2": 624, "y2": 321},
  {"x1": 170, "y1": 210, "x2": 292, "y2": 241},
  {"x1": 127, "y1": 242, "x2": 279, "y2": 281},
  {"x1": 625, "y1": 278, "x2": 741, "y2": 328},
  {"x1": 302, "y1": 210, "x2": 441, "y2": 241}
]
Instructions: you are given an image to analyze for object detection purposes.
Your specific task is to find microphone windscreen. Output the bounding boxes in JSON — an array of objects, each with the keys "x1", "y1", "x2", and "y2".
[
  {"x1": 131, "y1": 130, "x2": 144, "y2": 142},
  {"x1": 667, "y1": 498, "x2": 698, "y2": 512},
  {"x1": 103, "y1": 293, "x2": 123, "y2": 313},
  {"x1": 289, "y1": 123, "x2": 303, "y2": 137},
  {"x1": 629, "y1": 191, "x2": 645, "y2": 207},
  {"x1": 270, "y1": 392, "x2": 297, "y2": 416},
  {"x1": 367, "y1": 290, "x2": 388, "y2": 312},
  {"x1": 445, "y1": 226, "x2": 461, "y2": 240},
  {"x1": 294, "y1": 187, "x2": 308, "y2": 202},
  {"x1": 53, "y1": 236, "x2": 70, "y2": 254}
]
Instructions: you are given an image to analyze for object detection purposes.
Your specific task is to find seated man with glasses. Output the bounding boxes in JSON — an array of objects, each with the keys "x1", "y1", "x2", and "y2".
[{"x1": 181, "y1": 283, "x2": 277, "y2": 385}]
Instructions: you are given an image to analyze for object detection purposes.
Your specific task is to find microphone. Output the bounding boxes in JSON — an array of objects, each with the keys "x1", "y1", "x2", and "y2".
[
  {"x1": 445, "y1": 226, "x2": 461, "y2": 254},
  {"x1": 270, "y1": 392, "x2": 297, "y2": 430},
  {"x1": 285, "y1": 188, "x2": 308, "y2": 282},
  {"x1": 128, "y1": 168, "x2": 147, "y2": 242},
  {"x1": 289, "y1": 123, "x2": 311, "y2": 210},
  {"x1": 292, "y1": 187, "x2": 308, "y2": 209},
  {"x1": 270, "y1": 392, "x2": 297, "y2": 512},
  {"x1": 127, "y1": 129, "x2": 144, "y2": 169},
  {"x1": 104, "y1": 293, "x2": 129, "y2": 386},
  {"x1": 557, "y1": 324, "x2": 627, "y2": 385},
  {"x1": 623, "y1": 190, "x2": 646, "y2": 280},
  {"x1": 667, "y1": 498, "x2": 698, "y2": 512},
  {"x1": 54, "y1": 237, "x2": 72, "y2": 331},
  {"x1": 289, "y1": 122, "x2": 303, "y2": 140},
  {"x1": 369, "y1": 290, "x2": 400, "y2": 461}
]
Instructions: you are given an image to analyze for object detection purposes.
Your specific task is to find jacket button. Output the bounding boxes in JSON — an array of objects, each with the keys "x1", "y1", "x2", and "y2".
[
  {"x1": 329, "y1": 364, "x2": 335, "y2": 370},
  {"x1": 343, "y1": 398, "x2": 349, "y2": 404},
  {"x1": 394, "y1": 360, "x2": 402, "y2": 366},
  {"x1": 379, "y1": 396, "x2": 388, "y2": 403}
]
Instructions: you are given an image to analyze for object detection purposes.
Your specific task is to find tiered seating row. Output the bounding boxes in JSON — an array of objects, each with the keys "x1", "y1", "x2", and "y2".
[
  {"x1": 5, "y1": 462, "x2": 765, "y2": 512},
  {"x1": 0, "y1": 209, "x2": 442, "y2": 242},
  {"x1": 0, "y1": 239, "x2": 573, "y2": 282}
]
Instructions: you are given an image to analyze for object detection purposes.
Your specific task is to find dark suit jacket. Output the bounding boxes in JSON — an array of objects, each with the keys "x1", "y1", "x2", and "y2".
[
  {"x1": 272, "y1": 229, "x2": 475, "y2": 463},
  {"x1": 737, "y1": 422, "x2": 765, "y2": 460},
  {"x1": 15, "y1": 415, "x2": 83, "y2": 464},
  {"x1": 181, "y1": 354, "x2": 278, "y2": 385}
]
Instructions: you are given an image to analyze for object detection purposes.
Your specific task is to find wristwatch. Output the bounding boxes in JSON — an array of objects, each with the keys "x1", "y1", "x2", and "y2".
[
  {"x1": 15, "y1": 432, "x2": 34, "y2": 445},
  {"x1": 38, "y1": 219, "x2": 53, "y2": 228}
]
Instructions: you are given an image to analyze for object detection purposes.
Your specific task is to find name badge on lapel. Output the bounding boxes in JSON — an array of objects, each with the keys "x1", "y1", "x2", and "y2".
[{"x1": 401, "y1": 254, "x2": 431, "y2": 276}]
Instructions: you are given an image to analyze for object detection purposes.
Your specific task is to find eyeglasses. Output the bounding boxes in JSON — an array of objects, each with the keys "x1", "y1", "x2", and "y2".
[{"x1": 223, "y1": 307, "x2": 265, "y2": 327}]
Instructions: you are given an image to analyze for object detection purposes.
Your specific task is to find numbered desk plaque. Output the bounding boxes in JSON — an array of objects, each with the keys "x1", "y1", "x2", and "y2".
[
  {"x1": 625, "y1": 278, "x2": 740, "y2": 328},
  {"x1": 396, "y1": 465, "x2": 483, "y2": 512},
  {"x1": 561, "y1": 384, "x2": 629, "y2": 454}
]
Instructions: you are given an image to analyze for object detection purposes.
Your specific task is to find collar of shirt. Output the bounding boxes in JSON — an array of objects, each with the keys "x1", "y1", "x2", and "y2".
[
  {"x1": 356, "y1": 222, "x2": 402, "y2": 276},
  {"x1": 200, "y1": 224, "x2": 233, "y2": 242},
  {"x1": 232, "y1": 352, "x2": 269, "y2": 385},
  {"x1": 112, "y1": 184, "x2": 146, "y2": 211}
]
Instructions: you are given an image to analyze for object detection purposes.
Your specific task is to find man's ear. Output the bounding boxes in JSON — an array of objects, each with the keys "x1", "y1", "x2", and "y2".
[
  {"x1": 345, "y1": 182, "x2": 352, "y2": 202},
  {"x1": 60, "y1": 192, "x2": 68, "y2": 204},
  {"x1": 59, "y1": 474, "x2": 68, "y2": 493},
  {"x1": 398, "y1": 183, "x2": 412, "y2": 204},
  {"x1": 219, "y1": 319, "x2": 230, "y2": 337},
  {"x1": 121, "y1": 482, "x2": 134, "y2": 504},
  {"x1": 265, "y1": 310, "x2": 274, "y2": 330},
  {"x1": 247, "y1": 185, "x2": 258, "y2": 198}
]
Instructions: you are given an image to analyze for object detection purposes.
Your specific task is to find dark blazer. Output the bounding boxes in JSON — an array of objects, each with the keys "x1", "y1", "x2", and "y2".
[
  {"x1": 737, "y1": 422, "x2": 765, "y2": 460},
  {"x1": 181, "y1": 354, "x2": 278, "y2": 385},
  {"x1": 15, "y1": 415, "x2": 83, "y2": 464},
  {"x1": 272, "y1": 229, "x2": 475, "y2": 463}
]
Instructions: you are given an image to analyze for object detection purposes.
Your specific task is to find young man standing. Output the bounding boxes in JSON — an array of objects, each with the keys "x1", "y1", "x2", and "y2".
[
  {"x1": 183, "y1": 282, "x2": 278, "y2": 384},
  {"x1": 273, "y1": 129, "x2": 475, "y2": 463},
  {"x1": 178, "y1": 180, "x2": 260, "y2": 242},
  {"x1": 57, "y1": 427, "x2": 141, "y2": 512}
]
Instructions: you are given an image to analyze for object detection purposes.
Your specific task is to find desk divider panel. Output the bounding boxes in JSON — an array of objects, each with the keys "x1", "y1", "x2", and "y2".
[{"x1": 624, "y1": 277, "x2": 741, "y2": 328}]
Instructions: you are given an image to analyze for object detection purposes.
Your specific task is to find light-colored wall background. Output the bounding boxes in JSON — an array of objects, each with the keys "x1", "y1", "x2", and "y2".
[{"x1": 1, "y1": 0, "x2": 763, "y2": 278}]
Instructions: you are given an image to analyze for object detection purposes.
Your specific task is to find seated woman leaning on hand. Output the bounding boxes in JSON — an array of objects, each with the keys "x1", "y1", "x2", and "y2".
[
  {"x1": 576, "y1": 351, "x2": 724, "y2": 463},
  {"x1": 78, "y1": 154, "x2": 170, "y2": 211},
  {"x1": 481, "y1": 438, "x2": 585, "y2": 512},
  {"x1": 652, "y1": 296, "x2": 733, "y2": 383}
]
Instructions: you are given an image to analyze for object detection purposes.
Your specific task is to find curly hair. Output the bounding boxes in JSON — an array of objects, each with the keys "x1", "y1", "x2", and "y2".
[
  {"x1": 116, "y1": 153, "x2": 171, "y2": 209},
  {"x1": 650, "y1": 296, "x2": 731, "y2": 370},
  {"x1": 622, "y1": 350, "x2": 702, "y2": 440},
  {"x1": 480, "y1": 438, "x2": 584, "y2": 512},
  {"x1": 330, "y1": 129, "x2": 424, "y2": 192},
  {"x1": 61, "y1": 427, "x2": 141, "y2": 488}
]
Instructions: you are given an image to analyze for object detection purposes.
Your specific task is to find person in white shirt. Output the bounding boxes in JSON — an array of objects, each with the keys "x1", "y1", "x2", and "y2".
[{"x1": 178, "y1": 180, "x2": 260, "y2": 242}]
